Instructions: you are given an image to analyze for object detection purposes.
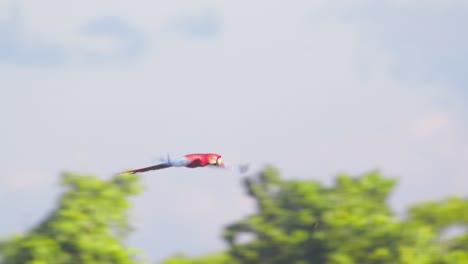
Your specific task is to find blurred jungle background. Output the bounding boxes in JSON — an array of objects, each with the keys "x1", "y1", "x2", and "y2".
[{"x1": 1, "y1": 1, "x2": 467, "y2": 263}]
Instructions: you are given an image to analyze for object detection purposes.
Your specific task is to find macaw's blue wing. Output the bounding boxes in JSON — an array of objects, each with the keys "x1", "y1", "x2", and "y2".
[{"x1": 121, "y1": 163, "x2": 172, "y2": 174}]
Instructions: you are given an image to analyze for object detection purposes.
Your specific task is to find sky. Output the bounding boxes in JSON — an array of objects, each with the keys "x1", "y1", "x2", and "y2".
[{"x1": 1, "y1": 0, "x2": 467, "y2": 262}]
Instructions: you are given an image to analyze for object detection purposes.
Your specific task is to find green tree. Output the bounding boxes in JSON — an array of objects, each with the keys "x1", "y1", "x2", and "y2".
[
  {"x1": 162, "y1": 252, "x2": 237, "y2": 264},
  {"x1": 408, "y1": 197, "x2": 468, "y2": 263},
  {"x1": 221, "y1": 165, "x2": 468, "y2": 264},
  {"x1": 0, "y1": 172, "x2": 143, "y2": 264},
  {"x1": 163, "y1": 165, "x2": 468, "y2": 264}
]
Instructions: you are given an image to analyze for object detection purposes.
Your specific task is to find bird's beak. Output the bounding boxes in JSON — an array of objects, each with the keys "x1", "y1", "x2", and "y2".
[{"x1": 217, "y1": 158, "x2": 223, "y2": 166}]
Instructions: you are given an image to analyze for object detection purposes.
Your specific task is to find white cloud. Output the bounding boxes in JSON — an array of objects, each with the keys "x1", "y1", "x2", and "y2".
[
  {"x1": 6, "y1": 0, "x2": 219, "y2": 45},
  {"x1": 2, "y1": 168, "x2": 55, "y2": 190},
  {"x1": 0, "y1": 5, "x2": 147, "y2": 66},
  {"x1": 410, "y1": 112, "x2": 452, "y2": 140},
  {"x1": 407, "y1": 110, "x2": 468, "y2": 162}
]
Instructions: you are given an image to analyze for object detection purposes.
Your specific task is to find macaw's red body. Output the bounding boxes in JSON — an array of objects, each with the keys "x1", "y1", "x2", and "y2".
[
  {"x1": 121, "y1": 152, "x2": 249, "y2": 175},
  {"x1": 184, "y1": 153, "x2": 224, "y2": 168}
]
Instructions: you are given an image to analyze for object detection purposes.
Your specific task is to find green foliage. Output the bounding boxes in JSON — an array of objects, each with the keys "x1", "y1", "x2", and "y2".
[
  {"x1": 219, "y1": 165, "x2": 468, "y2": 264},
  {"x1": 2, "y1": 166, "x2": 468, "y2": 264},
  {"x1": 0, "y1": 172, "x2": 143, "y2": 264},
  {"x1": 409, "y1": 196, "x2": 468, "y2": 229},
  {"x1": 408, "y1": 196, "x2": 468, "y2": 263},
  {"x1": 161, "y1": 251, "x2": 238, "y2": 264}
]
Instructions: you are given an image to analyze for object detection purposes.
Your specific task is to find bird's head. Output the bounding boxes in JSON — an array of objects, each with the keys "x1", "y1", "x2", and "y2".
[{"x1": 208, "y1": 154, "x2": 223, "y2": 166}]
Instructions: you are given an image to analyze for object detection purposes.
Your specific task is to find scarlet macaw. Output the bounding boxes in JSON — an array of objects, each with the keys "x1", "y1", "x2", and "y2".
[{"x1": 121, "y1": 153, "x2": 249, "y2": 174}]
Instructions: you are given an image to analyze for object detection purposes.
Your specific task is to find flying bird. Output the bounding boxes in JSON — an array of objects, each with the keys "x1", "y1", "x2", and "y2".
[{"x1": 120, "y1": 153, "x2": 249, "y2": 174}]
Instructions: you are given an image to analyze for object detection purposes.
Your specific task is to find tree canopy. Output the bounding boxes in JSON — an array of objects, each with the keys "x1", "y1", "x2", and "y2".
[
  {"x1": 0, "y1": 172, "x2": 143, "y2": 264},
  {"x1": 1, "y1": 166, "x2": 467, "y2": 264},
  {"x1": 164, "y1": 165, "x2": 468, "y2": 264}
]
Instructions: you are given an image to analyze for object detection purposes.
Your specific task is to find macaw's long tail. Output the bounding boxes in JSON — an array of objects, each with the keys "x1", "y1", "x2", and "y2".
[{"x1": 120, "y1": 163, "x2": 172, "y2": 174}]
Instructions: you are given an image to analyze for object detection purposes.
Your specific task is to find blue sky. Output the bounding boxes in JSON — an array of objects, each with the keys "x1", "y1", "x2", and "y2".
[
  {"x1": 347, "y1": 2, "x2": 468, "y2": 92},
  {"x1": 1, "y1": 0, "x2": 467, "y2": 262},
  {"x1": 166, "y1": 10, "x2": 221, "y2": 39}
]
